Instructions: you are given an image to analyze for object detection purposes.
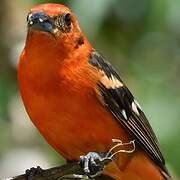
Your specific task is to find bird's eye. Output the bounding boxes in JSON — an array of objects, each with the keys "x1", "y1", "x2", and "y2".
[{"x1": 64, "y1": 13, "x2": 71, "y2": 26}]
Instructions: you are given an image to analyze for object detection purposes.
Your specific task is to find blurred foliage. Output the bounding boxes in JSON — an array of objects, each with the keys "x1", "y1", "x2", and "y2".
[{"x1": 0, "y1": 0, "x2": 179, "y2": 178}]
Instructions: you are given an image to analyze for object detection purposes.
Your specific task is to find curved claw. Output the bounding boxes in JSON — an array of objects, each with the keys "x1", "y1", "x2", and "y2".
[{"x1": 79, "y1": 152, "x2": 108, "y2": 178}]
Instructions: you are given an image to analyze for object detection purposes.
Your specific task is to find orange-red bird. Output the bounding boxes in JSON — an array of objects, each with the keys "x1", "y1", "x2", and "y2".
[{"x1": 18, "y1": 3, "x2": 171, "y2": 180}]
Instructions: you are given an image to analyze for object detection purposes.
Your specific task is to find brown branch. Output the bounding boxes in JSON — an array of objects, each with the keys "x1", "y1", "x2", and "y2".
[
  {"x1": 11, "y1": 161, "x2": 112, "y2": 180},
  {"x1": 12, "y1": 162, "x2": 82, "y2": 180}
]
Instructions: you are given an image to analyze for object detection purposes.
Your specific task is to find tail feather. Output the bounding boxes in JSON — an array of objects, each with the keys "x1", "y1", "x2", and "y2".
[{"x1": 161, "y1": 165, "x2": 172, "y2": 180}]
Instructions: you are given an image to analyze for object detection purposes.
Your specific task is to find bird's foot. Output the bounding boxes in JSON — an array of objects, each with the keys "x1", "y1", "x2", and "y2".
[
  {"x1": 25, "y1": 166, "x2": 43, "y2": 180},
  {"x1": 79, "y1": 152, "x2": 111, "y2": 178},
  {"x1": 79, "y1": 139, "x2": 136, "y2": 178}
]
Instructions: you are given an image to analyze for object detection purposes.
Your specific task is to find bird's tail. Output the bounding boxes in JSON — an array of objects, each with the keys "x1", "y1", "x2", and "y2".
[{"x1": 161, "y1": 165, "x2": 172, "y2": 180}]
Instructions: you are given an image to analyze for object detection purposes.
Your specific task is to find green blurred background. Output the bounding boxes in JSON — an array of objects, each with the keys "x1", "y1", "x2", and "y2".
[{"x1": 0, "y1": 0, "x2": 179, "y2": 179}]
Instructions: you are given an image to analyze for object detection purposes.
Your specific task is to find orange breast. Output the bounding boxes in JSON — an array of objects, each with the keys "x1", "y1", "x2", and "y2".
[
  {"x1": 19, "y1": 69, "x2": 129, "y2": 159},
  {"x1": 18, "y1": 39, "x2": 129, "y2": 160}
]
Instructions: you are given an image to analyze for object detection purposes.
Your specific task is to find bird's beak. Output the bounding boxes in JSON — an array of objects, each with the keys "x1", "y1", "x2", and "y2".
[{"x1": 27, "y1": 11, "x2": 54, "y2": 33}]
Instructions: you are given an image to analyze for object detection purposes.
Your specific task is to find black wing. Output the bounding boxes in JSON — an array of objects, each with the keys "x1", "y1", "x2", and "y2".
[{"x1": 89, "y1": 50, "x2": 170, "y2": 178}]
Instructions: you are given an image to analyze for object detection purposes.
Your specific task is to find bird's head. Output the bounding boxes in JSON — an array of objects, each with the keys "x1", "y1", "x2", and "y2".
[
  {"x1": 21, "y1": 3, "x2": 92, "y2": 86},
  {"x1": 26, "y1": 3, "x2": 88, "y2": 53}
]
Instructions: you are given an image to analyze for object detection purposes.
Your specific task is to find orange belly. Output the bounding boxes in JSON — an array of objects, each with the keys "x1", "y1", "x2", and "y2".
[{"x1": 20, "y1": 82, "x2": 129, "y2": 159}]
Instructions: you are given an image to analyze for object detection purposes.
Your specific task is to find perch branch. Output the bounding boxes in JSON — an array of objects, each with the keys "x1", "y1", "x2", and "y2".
[{"x1": 10, "y1": 160, "x2": 111, "y2": 180}]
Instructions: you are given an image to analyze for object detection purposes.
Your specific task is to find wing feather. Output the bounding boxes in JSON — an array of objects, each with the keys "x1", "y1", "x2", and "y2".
[{"x1": 89, "y1": 50, "x2": 170, "y2": 177}]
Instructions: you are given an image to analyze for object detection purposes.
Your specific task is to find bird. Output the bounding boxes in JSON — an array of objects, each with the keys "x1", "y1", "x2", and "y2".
[{"x1": 18, "y1": 3, "x2": 171, "y2": 180}]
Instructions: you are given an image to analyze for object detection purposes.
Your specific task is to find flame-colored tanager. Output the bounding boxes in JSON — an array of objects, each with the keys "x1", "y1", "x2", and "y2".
[{"x1": 18, "y1": 3, "x2": 171, "y2": 180}]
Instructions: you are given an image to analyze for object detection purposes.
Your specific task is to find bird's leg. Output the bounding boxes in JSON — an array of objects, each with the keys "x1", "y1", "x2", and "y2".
[
  {"x1": 25, "y1": 166, "x2": 44, "y2": 180},
  {"x1": 79, "y1": 139, "x2": 136, "y2": 178},
  {"x1": 79, "y1": 152, "x2": 110, "y2": 179}
]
